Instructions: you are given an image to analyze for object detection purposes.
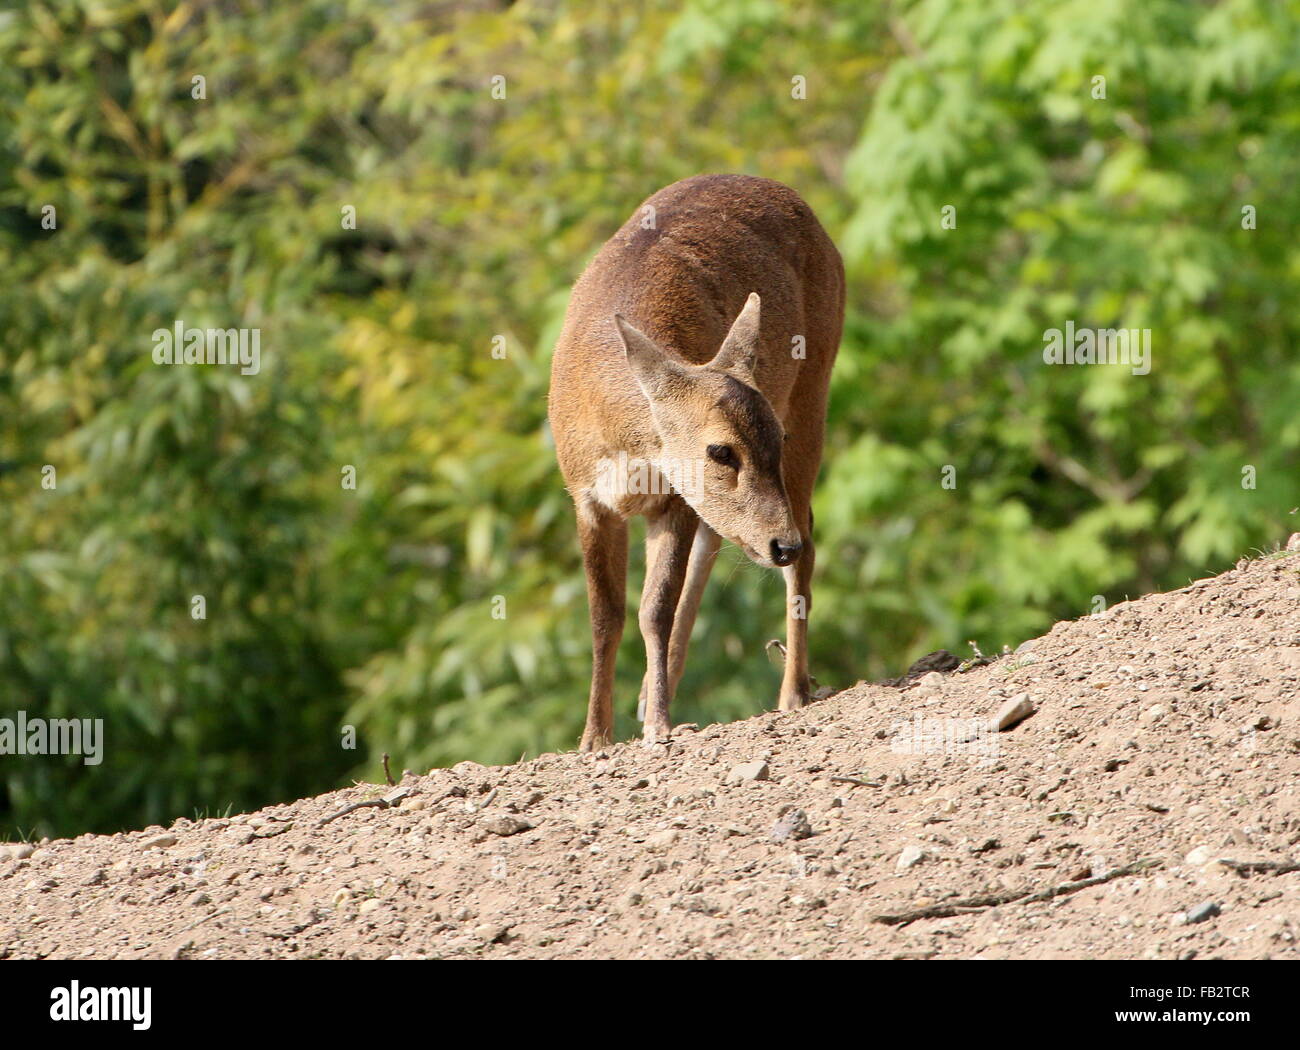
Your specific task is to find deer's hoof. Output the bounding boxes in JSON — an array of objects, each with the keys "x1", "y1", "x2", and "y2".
[{"x1": 641, "y1": 722, "x2": 673, "y2": 746}]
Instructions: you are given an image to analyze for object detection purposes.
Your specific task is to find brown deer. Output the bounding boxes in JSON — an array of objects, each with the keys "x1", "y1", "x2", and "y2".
[{"x1": 548, "y1": 174, "x2": 844, "y2": 750}]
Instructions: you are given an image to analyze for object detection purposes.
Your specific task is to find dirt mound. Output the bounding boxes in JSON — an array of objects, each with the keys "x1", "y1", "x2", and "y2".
[{"x1": 4, "y1": 549, "x2": 1299, "y2": 960}]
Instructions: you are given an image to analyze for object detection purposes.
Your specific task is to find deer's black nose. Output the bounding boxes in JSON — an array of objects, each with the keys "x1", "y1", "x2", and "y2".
[{"x1": 770, "y1": 539, "x2": 803, "y2": 566}]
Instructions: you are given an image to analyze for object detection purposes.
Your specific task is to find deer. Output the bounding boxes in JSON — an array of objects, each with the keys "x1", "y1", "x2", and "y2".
[{"x1": 548, "y1": 174, "x2": 845, "y2": 750}]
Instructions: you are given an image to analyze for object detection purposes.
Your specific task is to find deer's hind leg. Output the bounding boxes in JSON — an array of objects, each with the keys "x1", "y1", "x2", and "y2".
[
  {"x1": 778, "y1": 528, "x2": 815, "y2": 711},
  {"x1": 777, "y1": 376, "x2": 829, "y2": 712},
  {"x1": 578, "y1": 503, "x2": 628, "y2": 752}
]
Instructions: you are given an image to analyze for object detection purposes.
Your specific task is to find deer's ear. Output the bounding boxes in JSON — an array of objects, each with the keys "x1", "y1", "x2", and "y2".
[
  {"x1": 614, "y1": 314, "x2": 690, "y2": 402},
  {"x1": 709, "y1": 292, "x2": 760, "y2": 384}
]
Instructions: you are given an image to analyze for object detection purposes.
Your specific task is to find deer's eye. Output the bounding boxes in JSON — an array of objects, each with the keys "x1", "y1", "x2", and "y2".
[{"x1": 706, "y1": 443, "x2": 738, "y2": 468}]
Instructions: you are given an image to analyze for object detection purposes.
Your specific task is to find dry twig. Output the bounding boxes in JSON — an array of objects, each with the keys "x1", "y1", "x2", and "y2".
[
  {"x1": 316, "y1": 786, "x2": 412, "y2": 827},
  {"x1": 1218, "y1": 858, "x2": 1300, "y2": 876},
  {"x1": 873, "y1": 858, "x2": 1162, "y2": 926},
  {"x1": 829, "y1": 775, "x2": 880, "y2": 789}
]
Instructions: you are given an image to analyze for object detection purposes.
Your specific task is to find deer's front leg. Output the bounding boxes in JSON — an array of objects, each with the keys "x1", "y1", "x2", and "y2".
[
  {"x1": 639, "y1": 500, "x2": 698, "y2": 744},
  {"x1": 778, "y1": 536, "x2": 815, "y2": 711},
  {"x1": 578, "y1": 505, "x2": 628, "y2": 752},
  {"x1": 636, "y1": 521, "x2": 721, "y2": 720}
]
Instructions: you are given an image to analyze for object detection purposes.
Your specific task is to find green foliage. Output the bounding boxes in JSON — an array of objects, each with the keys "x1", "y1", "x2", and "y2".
[
  {"x1": 1, "y1": 0, "x2": 1295, "y2": 838},
  {"x1": 825, "y1": 0, "x2": 1300, "y2": 674}
]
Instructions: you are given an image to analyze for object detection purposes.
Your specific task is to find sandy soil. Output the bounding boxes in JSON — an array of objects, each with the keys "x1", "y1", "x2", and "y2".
[{"x1": 3, "y1": 545, "x2": 1299, "y2": 960}]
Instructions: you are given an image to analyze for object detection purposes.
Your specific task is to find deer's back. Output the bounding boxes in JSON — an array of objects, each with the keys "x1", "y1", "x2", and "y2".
[{"x1": 550, "y1": 174, "x2": 843, "y2": 480}]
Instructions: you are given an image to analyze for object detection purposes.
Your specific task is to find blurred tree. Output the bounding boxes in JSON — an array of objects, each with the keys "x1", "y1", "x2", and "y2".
[
  {"x1": 820, "y1": 0, "x2": 1300, "y2": 675},
  {"x1": 0, "y1": 0, "x2": 1294, "y2": 839}
]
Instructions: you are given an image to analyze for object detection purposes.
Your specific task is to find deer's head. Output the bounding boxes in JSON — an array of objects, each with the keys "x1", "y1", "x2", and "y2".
[{"x1": 613, "y1": 294, "x2": 802, "y2": 568}]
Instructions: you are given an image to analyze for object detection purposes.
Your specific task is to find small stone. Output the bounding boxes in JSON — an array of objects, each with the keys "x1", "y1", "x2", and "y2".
[
  {"x1": 13, "y1": 844, "x2": 36, "y2": 860},
  {"x1": 474, "y1": 923, "x2": 508, "y2": 944},
  {"x1": 358, "y1": 898, "x2": 382, "y2": 915},
  {"x1": 1184, "y1": 845, "x2": 1213, "y2": 866},
  {"x1": 896, "y1": 845, "x2": 926, "y2": 871},
  {"x1": 1286, "y1": 532, "x2": 1300, "y2": 552},
  {"x1": 914, "y1": 671, "x2": 945, "y2": 693},
  {"x1": 332, "y1": 889, "x2": 352, "y2": 909},
  {"x1": 770, "y1": 809, "x2": 813, "y2": 843},
  {"x1": 1141, "y1": 704, "x2": 1168, "y2": 723},
  {"x1": 988, "y1": 693, "x2": 1035, "y2": 732},
  {"x1": 645, "y1": 829, "x2": 680, "y2": 850},
  {"x1": 726, "y1": 761, "x2": 769, "y2": 785},
  {"x1": 83, "y1": 869, "x2": 107, "y2": 887},
  {"x1": 1185, "y1": 901, "x2": 1221, "y2": 924},
  {"x1": 140, "y1": 833, "x2": 178, "y2": 850},
  {"x1": 481, "y1": 816, "x2": 533, "y2": 837}
]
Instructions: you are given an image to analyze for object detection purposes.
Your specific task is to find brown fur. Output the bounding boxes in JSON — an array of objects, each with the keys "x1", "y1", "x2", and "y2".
[{"x1": 548, "y1": 174, "x2": 845, "y2": 749}]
